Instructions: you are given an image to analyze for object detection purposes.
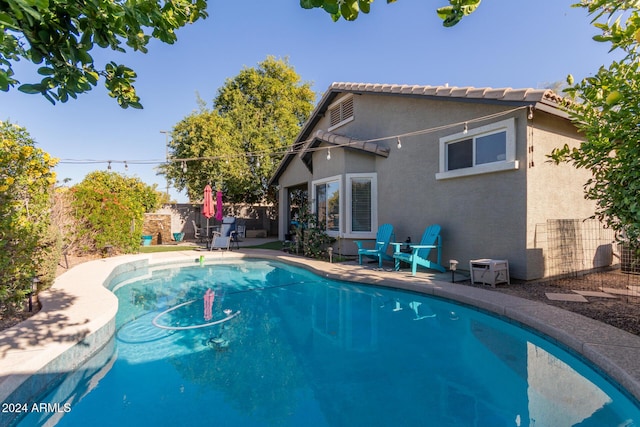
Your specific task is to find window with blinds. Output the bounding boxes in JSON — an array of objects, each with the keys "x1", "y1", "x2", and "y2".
[
  {"x1": 351, "y1": 178, "x2": 372, "y2": 232},
  {"x1": 346, "y1": 173, "x2": 377, "y2": 237},
  {"x1": 312, "y1": 173, "x2": 377, "y2": 238}
]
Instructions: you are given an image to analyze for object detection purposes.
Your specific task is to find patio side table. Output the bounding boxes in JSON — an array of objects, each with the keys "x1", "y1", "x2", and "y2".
[{"x1": 469, "y1": 259, "x2": 510, "y2": 287}]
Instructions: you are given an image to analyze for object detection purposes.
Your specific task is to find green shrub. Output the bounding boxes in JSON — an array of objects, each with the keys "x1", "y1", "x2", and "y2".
[
  {"x1": 294, "y1": 204, "x2": 334, "y2": 259},
  {"x1": 70, "y1": 171, "x2": 161, "y2": 255},
  {"x1": 0, "y1": 121, "x2": 59, "y2": 314}
]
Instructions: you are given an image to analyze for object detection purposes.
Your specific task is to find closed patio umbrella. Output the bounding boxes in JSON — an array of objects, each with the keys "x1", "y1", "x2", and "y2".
[
  {"x1": 203, "y1": 185, "x2": 214, "y2": 238},
  {"x1": 215, "y1": 190, "x2": 223, "y2": 222}
]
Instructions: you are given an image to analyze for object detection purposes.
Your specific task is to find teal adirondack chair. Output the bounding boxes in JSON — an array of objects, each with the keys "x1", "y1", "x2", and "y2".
[
  {"x1": 355, "y1": 224, "x2": 395, "y2": 268},
  {"x1": 392, "y1": 224, "x2": 446, "y2": 275}
]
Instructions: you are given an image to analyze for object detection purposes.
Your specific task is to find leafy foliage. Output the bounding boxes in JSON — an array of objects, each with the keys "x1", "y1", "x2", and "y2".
[
  {"x1": 163, "y1": 57, "x2": 315, "y2": 204},
  {"x1": 70, "y1": 171, "x2": 161, "y2": 254},
  {"x1": 0, "y1": 0, "x2": 208, "y2": 108},
  {"x1": 294, "y1": 203, "x2": 334, "y2": 259},
  {"x1": 551, "y1": 1, "x2": 640, "y2": 246},
  {"x1": 0, "y1": 121, "x2": 59, "y2": 314},
  {"x1": 300, "y1": 0, "x2": 480, "y2": 25}
]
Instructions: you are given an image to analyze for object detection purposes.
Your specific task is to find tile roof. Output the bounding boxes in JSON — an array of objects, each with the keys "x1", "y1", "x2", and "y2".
[
  {"x1": 269, "y1": 81, "x2": 567, "y2": 185},
  {"x1": 327, "y1": 82, "x2": 564, "y2": 106},
  {"x1": 306, "y1": 130, "x2": 390, "y2": 158},
  {"x1": 297, "y1": 130, "x2": 389, "y2": 171}
]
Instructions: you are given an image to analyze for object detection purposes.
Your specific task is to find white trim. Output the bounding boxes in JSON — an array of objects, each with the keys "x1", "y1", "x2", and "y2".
[
  {"x1": 311, "y1": 175, "x2": 342, "y2": 237},
  {"x1": 437, "y1": 117, "x2": 517, "y2": 180},
  {"x1": 344, "y1": 173, "x2": 378, "y2": 239},
  {"x1": 436, "y1": 161, "x2": 519, "y2": 180},
  {"x1": 327, "y1": 116, "x2": 354, "y2": 132}
]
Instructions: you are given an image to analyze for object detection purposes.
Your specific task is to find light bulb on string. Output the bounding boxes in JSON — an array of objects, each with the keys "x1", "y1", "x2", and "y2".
[
  {"x1": 396, "y1": 137, "x2": 402, "y2": 149},
  {"x1": 326, "y1": 148, "x2": 331, "y2": 160},
  {"x1": 182, "y1": 161, "x2": 187, "y2": 173},
  {"x1": 107, "y1": 161, "x2": 112, "y2": 171},
  {"x1": 463, "y1": 122, "x2": 468, "y2": 134},
  {"x1": 124, "y1": 161, "x2": 128, "y2": 171}
]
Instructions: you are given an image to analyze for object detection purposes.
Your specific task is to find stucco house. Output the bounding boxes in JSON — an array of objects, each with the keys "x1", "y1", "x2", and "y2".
[{"x1": 270, "y1": 82, "x2": 613, "y2": 280}]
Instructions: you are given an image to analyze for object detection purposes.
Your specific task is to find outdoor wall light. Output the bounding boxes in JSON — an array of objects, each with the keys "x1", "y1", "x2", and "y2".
[{"x1": 449, "y1": 259, "x2": 459, "y2": 283}]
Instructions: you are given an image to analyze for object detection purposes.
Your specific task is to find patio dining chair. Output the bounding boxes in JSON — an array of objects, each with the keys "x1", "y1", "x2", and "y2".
[{"x1": 191, "y1": 220, "x2": 205, "y2": 242}]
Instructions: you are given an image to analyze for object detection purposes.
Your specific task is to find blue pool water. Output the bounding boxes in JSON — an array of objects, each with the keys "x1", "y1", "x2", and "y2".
[{"x1": 15, "y1": 259, "x2": 640, "y2": 426}]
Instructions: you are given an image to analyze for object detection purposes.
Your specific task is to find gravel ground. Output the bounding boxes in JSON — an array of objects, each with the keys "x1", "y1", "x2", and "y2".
[{"x1": 458, "y1": 269, "x2": 640, "y2": 336}]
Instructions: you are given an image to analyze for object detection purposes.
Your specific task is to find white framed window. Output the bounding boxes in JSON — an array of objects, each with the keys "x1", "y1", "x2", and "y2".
[
  {"x1": 327, "y1": 95, "x2": 354, "y2": 131},
  {"x1": 312, "y1": 175, "x2": 342, "y2": 237},
  {"x1": 436, "y1": 117, "x2": 518, "y2": 180},
  {"x1": 311, "y1": 173, "x2": 378, "y2": 239},
  {"x1": 345, "y1": 173, "x2": 378, "y2": 239}
]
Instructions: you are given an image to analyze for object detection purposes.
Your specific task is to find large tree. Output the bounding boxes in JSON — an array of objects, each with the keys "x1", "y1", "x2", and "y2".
[
  {"x1": 163, "y1": 56, "x2": 315, "y2": 203},
  {"x1": 0, "y1": 0, "x2": 207, "y2": 108},
  {"x1": 551, "y1": 1, "x2": 640, "y2": 245}
]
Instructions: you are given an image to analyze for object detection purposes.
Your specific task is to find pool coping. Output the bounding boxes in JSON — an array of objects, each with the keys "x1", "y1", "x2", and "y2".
[{"x1": 2, "y1": 249, "x2": 640, "y2": 409}]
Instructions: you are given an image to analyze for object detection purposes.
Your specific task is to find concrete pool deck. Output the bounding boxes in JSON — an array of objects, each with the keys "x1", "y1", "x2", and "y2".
[{"x1": 2, "y1": 248, "x2": 640, "y2": 412}]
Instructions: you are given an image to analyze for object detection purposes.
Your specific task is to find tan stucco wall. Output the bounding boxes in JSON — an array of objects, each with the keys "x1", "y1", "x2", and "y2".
[
  {"x1": 342, "y1": 94, "x2": 529, "y2": 276},
  {"x1": 274, "y1": 92, "x2": 602, "y2": 279},
  {"x1": 525, "y1": 112, "x2": 602, "y2": 279}
]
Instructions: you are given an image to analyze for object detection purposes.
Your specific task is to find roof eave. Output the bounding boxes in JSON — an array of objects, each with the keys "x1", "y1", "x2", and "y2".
[{"x1": 534, "y1": 101, "x2": 571, "y2": 120}]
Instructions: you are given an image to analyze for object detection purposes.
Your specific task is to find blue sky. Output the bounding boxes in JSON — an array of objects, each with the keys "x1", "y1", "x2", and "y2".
[{"x1": 1, "y1": 0, "x2": 622, "y2": 202}]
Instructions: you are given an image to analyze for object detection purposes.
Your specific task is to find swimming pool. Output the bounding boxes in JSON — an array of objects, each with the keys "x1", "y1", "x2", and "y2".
[{"x1": 13, "y1": 259, "x2": 640, "y2": 426}]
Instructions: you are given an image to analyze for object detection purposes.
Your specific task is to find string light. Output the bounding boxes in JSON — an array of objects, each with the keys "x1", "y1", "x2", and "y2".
[
  {"x1": 463, "y1": 122, "x2": 468, "y2": 134},
  {"x1": 56, "y1": 107, "x2": 528, "y2": 168},
  {"x1": 124, "y1": 161, "x2": 128, "y2": 171},
  {"x1": 396, "y1": 137, "x2": 402, "y2": 149}
]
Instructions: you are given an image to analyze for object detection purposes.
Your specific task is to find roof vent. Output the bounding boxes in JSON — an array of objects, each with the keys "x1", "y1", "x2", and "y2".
[{"x1": 328, "y1": 95, "x2": 354, "y2": 130}]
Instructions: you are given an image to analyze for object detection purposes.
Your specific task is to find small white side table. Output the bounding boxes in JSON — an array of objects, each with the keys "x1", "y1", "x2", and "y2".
[{"x1": 469, "y1": 259, "x2": 510, "y2": 287}]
